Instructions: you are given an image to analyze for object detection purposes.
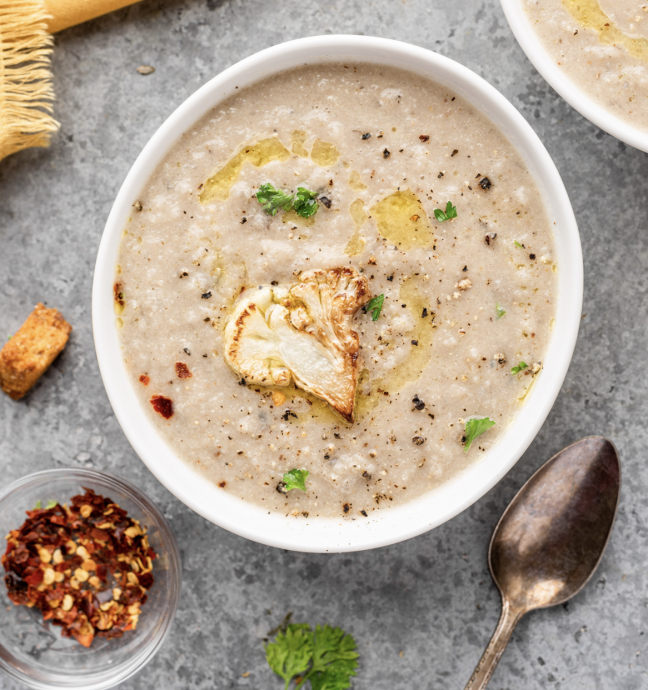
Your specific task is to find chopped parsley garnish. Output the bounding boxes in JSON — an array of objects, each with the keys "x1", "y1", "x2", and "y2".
[
  {"x1": 464, "y1": 417, "x2": 496, "y2": 452},
  {"x1": 511, "y1": 361, "x2": 528, "y2": 375},
  {"x1": 265, "y1": 622, "x2": 359, "y2": 690},
  {"x1": 34, "y1": 500, "x2": 41, "y2": 509},
  {"x1": 365, "y1": 294, "x2": 384, "y2": 321},
  {"x1": 293, "y1": 187, "x2": 319, "y2": 218},
  {"x1": 496, "y1": 303, "x2": 506, "y2": 319},
  {"x1": 514, "y1": 240, "x2": 523, "y2": 248},
  {"x1": 256, "y1": 183, "x2": 320, "y2": 218},
  {"x1": 434, "y1": 201, "x2": 457, "y2": 223},
  {"x1": 256, "y1": 184, "x2": 294, "y2": 216},
  {"x1": 282, "y1": 469, "x2": 309, "y2": 492}
]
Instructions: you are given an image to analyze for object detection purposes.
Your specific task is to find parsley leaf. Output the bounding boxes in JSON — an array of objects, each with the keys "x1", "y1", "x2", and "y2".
[
  {"x1": 511, "y1": 361, "x2": 528, "y2": 375},
  {"x1": 265, "y1": 624, "x2": 313, "y2": 690},
  {"x1": 464, "y1": 417, "x2": 496, "y2": 451},
  {"x1": 496, "y1": 303, "x2": 506, "y2": 319},
  {"x1": 514, "y1": 240, "x2": 523, "y2": 248},
  {"x1": 256, "y1": 183, "x2": 320, "y2": 218},
  {"x1": 45, "y1": 500, "x2": 57, "y2": 509},
  {"x1": 34, "y1": 500, "x2": 41, "y2": 509},
  {"x1": 306, "y1": 625, "x2": 359, "y2": 690},
  {"x1": 282, "y1": 469, "x2": 309, "y2": 492},
  {"x1": 266, "y1": 622, "x2": 359, "y2": 690},
  {"x1": 293, "y1": 187, "x2": 319, "y2": 218},
  {"x1": 256, "y1": 183, "x2": 295, "y2": 216},
  {"x1": 434, "y1": 201, "x2": 457, "y2": 223},
  {"x1": 365, "y1": 294, "x2": 384, "y2": 321}
]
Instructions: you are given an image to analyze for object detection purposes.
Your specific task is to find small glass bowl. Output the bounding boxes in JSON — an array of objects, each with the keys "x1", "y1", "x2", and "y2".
[{"x1": 0, "y1": 468, "x2": 181, "y2": 689}]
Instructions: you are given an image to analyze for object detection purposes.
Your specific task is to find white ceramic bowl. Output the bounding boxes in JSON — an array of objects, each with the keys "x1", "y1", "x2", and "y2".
[
  {"x1": 93, "y1": 35, "x2": 583, "y2": 553},
  {"x1": 500, "y1": 0, "x2": 648, "y2": 152}
]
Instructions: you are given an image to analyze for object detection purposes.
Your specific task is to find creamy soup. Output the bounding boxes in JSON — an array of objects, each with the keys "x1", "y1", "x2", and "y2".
[
  {"x1": 115, "y1": 62, "x2": 558, "y2": 519},
  {"x1": 524, "y1": 0, "x2": 648, "y2": 131}
]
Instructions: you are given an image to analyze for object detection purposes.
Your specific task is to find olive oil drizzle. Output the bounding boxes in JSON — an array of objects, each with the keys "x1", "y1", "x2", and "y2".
[
  {"x1": 200, "y1": 138, "x2": 290, "y2": 204},
  {"x1": 561, "y1": 0, "x2": 648, "y2": 60}
]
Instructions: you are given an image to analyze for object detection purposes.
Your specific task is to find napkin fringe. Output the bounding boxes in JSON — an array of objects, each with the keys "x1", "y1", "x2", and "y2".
[{"x1": 0, "y1": 0, "x2": 59, "y2": 163}]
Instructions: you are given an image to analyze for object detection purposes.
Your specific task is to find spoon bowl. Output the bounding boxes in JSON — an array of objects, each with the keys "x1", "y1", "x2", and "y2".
[{"x1": 466, "y1": 436, "x2": 620, "y2": 690}]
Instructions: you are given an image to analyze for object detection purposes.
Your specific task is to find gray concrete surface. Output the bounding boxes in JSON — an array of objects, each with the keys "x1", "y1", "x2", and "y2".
[{"x1": 1, "y1": 0, "x2": 647, "y2": 687}]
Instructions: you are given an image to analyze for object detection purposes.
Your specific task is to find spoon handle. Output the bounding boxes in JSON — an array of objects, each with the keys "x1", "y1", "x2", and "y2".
[{"x1": 464, "y1": 599, "x2": 523, "y2": 690}]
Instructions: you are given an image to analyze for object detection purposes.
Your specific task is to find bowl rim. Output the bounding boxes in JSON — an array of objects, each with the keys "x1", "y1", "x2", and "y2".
[
  {"x1": 0, "y1": 467, "x2": 181, "y2": 690},
  {"x1": 499, "y1": 0, "x2": 648, "y2": 152},
  {"x1": 92, "y1": 34, "x2": 583, "y2": 553}
]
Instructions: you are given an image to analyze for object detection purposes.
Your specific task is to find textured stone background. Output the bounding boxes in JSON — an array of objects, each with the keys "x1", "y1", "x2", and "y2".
[{"x1": 1, "y1": 0, "x2": 647, "y2": 688}]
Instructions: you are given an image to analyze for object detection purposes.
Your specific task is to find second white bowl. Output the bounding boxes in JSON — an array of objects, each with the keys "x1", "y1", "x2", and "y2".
[{"x1": 500, "y1": 0, "x2": 648, "y2": 152}]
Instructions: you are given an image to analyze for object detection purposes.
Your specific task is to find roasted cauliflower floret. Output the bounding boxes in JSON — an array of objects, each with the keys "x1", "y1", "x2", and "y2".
[{"x1": 223, "y1": 267, "x2": 370, "y2": 422}]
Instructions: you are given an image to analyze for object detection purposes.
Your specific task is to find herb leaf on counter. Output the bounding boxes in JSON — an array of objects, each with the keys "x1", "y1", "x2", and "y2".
[
  {"x1": 514, "y1": 240, "x2": 523, "y2": 248},
  {"x1": 464, "y1": 417, "x2": 496, "y2": 451},
  {"x1": 434, "y1": 201, "x2": 457, "y2": 223},
  {"x1": 265, "y1": 624, "x2": 313, "y2": 688},
  {"x1": 496, "y1": 303, "x2": 506, "y2": 319},
  {"x1": 365, "y1": 294, "x2": 384, "y2": 322},
  {"x1": 308, "y1": 624, "x2": 359, "y2": 690},
  {"x1": 265, "y1": 622, "x2": 359, "y2": 690},
  {"x1": 511, "y1": 361, "x2": 528, "y2": 375},
  {"x1": 256, "y1": 183, "x2": 320, "y2": 218},
  {"x1": 282, "y1": 469, "x2": 309, "y2": 492}
]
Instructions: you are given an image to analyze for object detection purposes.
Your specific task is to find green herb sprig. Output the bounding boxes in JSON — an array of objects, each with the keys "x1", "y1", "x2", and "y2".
[
  {"x1": 293, "y1": 188, "x2": 319, "y2": 218},
  {"x1": 365, "y1": 294, "x2": 384, "y2": 322},
  {"x1": 265, "y1": 622, "x2": 359, "y2": 690},
  {"x1": 434, "y1": 201, "x2": 457, "y2": 223},
  {"x1": 495, "y1": 303, "x2": 506, "y2": 319},
  {"x1": 464, "y1": 417, "x2": 496, "y2": 452},
  {"x1": 514, "y1": 240, "x2": 524, "y2": 248},
  {"x1": 282, "y1": 469, "x2": 309, "y2": 492},
  {"x1": 256, "y1": 184, "x2": 320, "y2": 219},
  {"x1": 511, "y1": 361, "x2": 528, "y2": 375}
]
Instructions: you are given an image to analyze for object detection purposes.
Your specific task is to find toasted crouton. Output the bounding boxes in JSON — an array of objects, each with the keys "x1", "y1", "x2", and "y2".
[{"x1": 0, "y1": 304, "x2": 72, "y2": 400}]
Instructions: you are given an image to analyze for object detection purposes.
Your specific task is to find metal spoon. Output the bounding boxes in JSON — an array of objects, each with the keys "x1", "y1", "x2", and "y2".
[{"x1": 465, "y1": 436, "x2": 620, "y2": 690}]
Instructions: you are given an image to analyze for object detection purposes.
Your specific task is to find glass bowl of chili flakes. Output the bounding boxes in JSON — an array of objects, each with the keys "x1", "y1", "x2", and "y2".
[{"x1": 0, "y1": 468, "x2": 181, "y2": 689}]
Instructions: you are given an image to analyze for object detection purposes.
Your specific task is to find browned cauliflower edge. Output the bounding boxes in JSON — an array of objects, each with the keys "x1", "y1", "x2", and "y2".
[{"x1": 223, "y1": 267, "x2": 370, "y2": 423}]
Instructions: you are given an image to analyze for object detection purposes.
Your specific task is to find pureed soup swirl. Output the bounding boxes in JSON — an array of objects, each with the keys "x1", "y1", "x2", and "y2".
[
  {"x1": 115, "y1": 63, "x2": 558, "y2": 519},
  {"x1": 523, "y1": 0, "x2": 648, "y2": 132}
]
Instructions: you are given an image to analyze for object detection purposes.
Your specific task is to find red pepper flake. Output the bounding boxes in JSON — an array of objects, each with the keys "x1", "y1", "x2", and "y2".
[
  {"x1": 139, "y1": 375, "x2": 150, "y2": 386},
  {"x1": 150, "y1": 395, "x2": 173, "y2": 419},
  {"x1": 175, "y1": 362, "x2": 192, "y2": 379},
  {"x1": 1, "y1": 489, "x2": 157, "y2": 648},
  {"x1": 419, "y1": 134, "x2": 430, "y2": 142}
]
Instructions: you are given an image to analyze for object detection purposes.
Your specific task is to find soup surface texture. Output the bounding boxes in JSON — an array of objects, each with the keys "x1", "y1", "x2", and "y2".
[
  {"x1": 524, "y1": 0, "x2": 648, "y2": 131},
  {"x1": 116, "y1": 62, "x2": 558, "y2": 519}
]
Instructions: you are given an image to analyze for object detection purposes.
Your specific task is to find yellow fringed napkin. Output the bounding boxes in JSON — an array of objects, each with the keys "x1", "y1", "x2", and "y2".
[
  {"x1": 0, "y1": 0, "x2": 139, "y2": 163},
  {"x1": 0, "y1": 1, "x2": 57, "y2": 162}
]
